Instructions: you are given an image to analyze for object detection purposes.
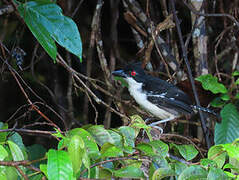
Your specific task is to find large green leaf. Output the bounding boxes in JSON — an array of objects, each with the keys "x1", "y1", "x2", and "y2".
[
  {"x1": 208, "y1": 145, "x2": 226, "y2": 168},
  {"x1": 7, "y1": 140, "x2": 25, "y2": 161},
  {"x1": 207, "y1": 167, "x2": 228, "y2": 180},
  {"x1": 118, "y1": 126, "x2": 136, "y2": 148},
  {"x1": 47, "y1": 149, "x2": 74, "y2": 180},
  {"x1": 17, "y1": 1, "x2": 82, "y2": 61},
  {"x1": 68, "y1": 135, "x2": 84, "y2": 175},
  {"x1": 0, "y1": 145, "x2": 8, "y2": 161},
  {"x1": 178, "y1": 165, "x2": 207, "y2": 180},
  {"x1": 171, "y1": 144, "x2": 198, "y2": 161},
  {"x1": 136, "y1": 143, "x2": 155, "y2": 156},
  {"x1": 149, "y1": 140, "x2": 169, "y2": 158},
  {"x1": 152, "y1": 168, "x2": 176, "y2": 179},
  {"x1": 68, "y1": 128, "x2": 99, "y2": 159},
  {"x1": 221, "y1": 143, "x2": 239, "y2": 162},
  {"x1": 8, "y1": 132, "x2": 26, "y2": 152},
  {"x1": 113, "y1": 166, "x2": 145, "y2": 178},
  {"x1": 7, "y1": 140, "x2": 26, "y2": 176},
  {"x1": 215, "y1": 104, "x2": 239, "y2": 144},
  {"x1": 195, "y1": 74, "x2": 227, "y2": 94},
  {"x1": 86, "y1": 125, "x2": 114, "y2": 146},
  {"x1": 100, "y1": 143, "x2": 123, "y2": 158}
]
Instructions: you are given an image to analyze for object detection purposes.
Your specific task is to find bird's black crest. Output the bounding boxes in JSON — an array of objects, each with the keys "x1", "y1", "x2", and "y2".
[{"x1": 123, "y1": 62, "x2": 145, "y2": 75}]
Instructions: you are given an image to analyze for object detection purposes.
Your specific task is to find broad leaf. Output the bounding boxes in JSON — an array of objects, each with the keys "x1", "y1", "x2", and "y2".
[
  {"x1": 17, "y1": 1, "x2": 82, "y2": 61},
  {"x1": 0, "y1": 145, "x2": 8, "y2": 161},
  {"x1": 152, "y1": 168, "x2": 176, "y2": 179},
  {"x1": 196, "y1": 74, "x2": 227, "y2": 94},
  {"x1": 178, "y1": 166, "x2": 207, "y2": 180},
  {"x1": 68, "y1": 128, "x2": 99, "y2": 159},
  {"x1": 221, "y1": 143, "x2": 239, "y2": 162},
  {"x1": 207, "y1": 167, "x2": 228, "y2": 180},
  {"x1": 136, "y1": 143, "x2": 155, "y2": 156},
  {"x1": 149, "y1": 140, "x2": 169, "y2": 158},
  {"x1": 68, "y1": 135, "x2": 84, "y2": 175},
  {"x1": 47, "y1": 149, "x2": 74, "y2": 180},
  {"x1": 87, "y1": 125, "x2": 114, "y2": 146},
  {"x1": 215, "y1": 103, "x2": 239, "y2": 144},
  {"x1": 113, "y1": 166, "x2": 145, "y2": 178},
  {"x1": 100, "y1": 143, "x2": 123, "y2": 158},
  {"x1": 208, "y1": 145, "x2": 226, "y2": 168},
  {"x1": 171, "y1": 144, "x2": 198, "y2": 161}
]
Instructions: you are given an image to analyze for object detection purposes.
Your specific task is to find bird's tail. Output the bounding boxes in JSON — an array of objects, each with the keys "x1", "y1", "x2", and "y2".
[{"x1": 191, "y1": 105, "x2": 220, "y2": 119}]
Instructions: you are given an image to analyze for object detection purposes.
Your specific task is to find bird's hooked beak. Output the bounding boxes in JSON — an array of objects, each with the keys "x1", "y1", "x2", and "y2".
[{"x1": 112, "y1": 70, "x2": 127, "y2": 78}]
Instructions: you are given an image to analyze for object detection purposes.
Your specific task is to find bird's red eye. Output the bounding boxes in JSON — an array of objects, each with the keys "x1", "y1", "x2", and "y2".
[{"x1": 131, "y1": 71, "x2": 136, "y2": 76}]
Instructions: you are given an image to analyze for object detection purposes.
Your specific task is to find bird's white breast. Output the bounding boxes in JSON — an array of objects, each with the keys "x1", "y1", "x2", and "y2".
[{"x1": 125, "y1": 77, "x2": 175, "y2": 119}]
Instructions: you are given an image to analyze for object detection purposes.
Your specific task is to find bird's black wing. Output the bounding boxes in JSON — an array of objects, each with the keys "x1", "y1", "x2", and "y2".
[{"x1": 142, "y1": 75, "x2": 193, "y2": 115}]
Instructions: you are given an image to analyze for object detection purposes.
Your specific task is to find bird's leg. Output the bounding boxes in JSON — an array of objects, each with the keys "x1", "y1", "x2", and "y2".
[{"x1": 145, "y1": 116, "x2": 178, "y2": 134}]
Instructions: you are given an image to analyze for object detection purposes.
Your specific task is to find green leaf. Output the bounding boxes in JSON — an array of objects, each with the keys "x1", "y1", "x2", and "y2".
[
  {"x1": 152, "y1": 168, "x2": 176, "y2": 179},
  {"x1": 27, "y1": 144, "x2": 46, "y2": 167},
  {"x1": 211, "y1": 97, "x2": 226, "y2": 107},
  {"x1": 8, "y1": 140, "x2": 26, "y2": 176},
  {"x1": 220, "y1": 94, "x2": 230, "y2": 101},
  {"x1": 196, "y1": 74, "x2": 227, "y2": 94},
  {"x1": 68, "y1": 135, "x2": 84, "y2": 175},
  {"x1": 200, "y1": 158, "x2": 217, "y2": 168},
  {"x1": 5, "y1": 166, "x2": 18, "y2": 180},
  {"x1": 7, "y1": 140, "x2": 25, "y2": 161},
  {"x1": 178, "y1": 165, "x2": 207, "y2": 180},
  {"x1": 232, "y1": 71, "x2": 239, "y2": 76},
  {"x1": 17, "y1": 1, "x2": 82, "y2": 61},
  {"x1": 99, "y1": 168, "x2": 113, "y2": 179},
  {"x1": 235, "y1": 78, "x2": 239, "y2": 85},
  {"x1": 107, "y1": 130, "x2": 123, "y2": 148},
  {"x1": 215, "y1": 104, "x2": 239, "y2": 144},
  {"x1": 68, "y1": 128, "x2": 99, "y2": 159},
  {"x1": 47, "y1": 149, "x2": 74, "y2": 180},
  {"x1": 224, "y1": 163, "x2": 239, "y2": 173},
  {"x1": 8, "y1": 132, "x2": 26, "y2": 152},
  {"x1": 208, "y1": 145, "x2": 226, "y2": 168},
  {"x1": 113, "y1": 166, "x2": 145, "y2": 178},
  {"x1": 100, "y1": 143, "x2": 123, "y2": 158},
  {"x1": 207, "y1": 167, "x2": 228, "y2": 180},
  {"x1": 171, "y1": 144, "x2": 198, "y2": 161},
  {"x1": 40, "y1": 164, "x2": 48, "y2": 178},
  {"x1": 152, "y1": 156, "x2": 170, "y2": 169},
  {"x1": 0, "y1": 122, "x2": 8, "y2": 143},
  {"x1": 82, "y1": 149, "x2": 90, "y2": 177},
  {"x1": 136, "y1": 143, "x2": 155, "y2": 156},
  {"x1": 0, "y1": 145, "x2": 8, "y2": 161},
  {"x1": 149, "y1": 140, "x2": 169, "y2": 158},
  {"x1": 87, "y1": 125, "x2": 114, "y2": 146},
  {"x1": 118, "y1": 126, "x2": 136, "y2": 148},
  {"x1": 129, "y1": 115, "x2": 152, "y2": 141},
  {"x1": 0, "y1": 171, "x2": 7, "y2": 180},
  {"x1": 172, "y1": 162, "x2": 188, "y2": 175},
  {"x1": 221, "y1": 143, "x2": 239, "y2": 162}
]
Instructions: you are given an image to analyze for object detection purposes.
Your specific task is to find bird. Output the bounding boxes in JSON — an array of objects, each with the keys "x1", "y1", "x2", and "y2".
[{"x1": 112, "y1": 62, "x2": 219, "y2": 126}]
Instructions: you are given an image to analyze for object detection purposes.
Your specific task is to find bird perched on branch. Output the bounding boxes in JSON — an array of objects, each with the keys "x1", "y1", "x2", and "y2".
[{"x1": 112, "y1": 63, "x2": 219, "y2": 126}]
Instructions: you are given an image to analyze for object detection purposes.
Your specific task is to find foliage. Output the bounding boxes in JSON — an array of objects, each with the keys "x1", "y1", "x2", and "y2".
[
  {"x1": 0, "y1": 117, "x2": 239, "y2": 179},
  {"x1": 16, "y1": 0, "x2": 82, "y2": 62},
  {"x1": 196, "y1": 74, "x2": 239, "y2": 144}
]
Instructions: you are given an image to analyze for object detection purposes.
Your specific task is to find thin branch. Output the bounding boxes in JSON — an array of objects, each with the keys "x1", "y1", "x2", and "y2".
[{"x1": 170, "y1": 0, "x2": 211, "y2": 148}]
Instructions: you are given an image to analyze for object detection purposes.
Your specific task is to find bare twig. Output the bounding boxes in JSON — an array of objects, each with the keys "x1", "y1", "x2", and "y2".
[{"x1": 182, "y1": 0, "x2": 239, "y2": 28}]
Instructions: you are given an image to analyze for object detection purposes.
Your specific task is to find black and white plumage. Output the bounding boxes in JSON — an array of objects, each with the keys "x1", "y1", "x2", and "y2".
[{"x1": 112, "y1": 63, "x2": 217, "y2": 124}]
